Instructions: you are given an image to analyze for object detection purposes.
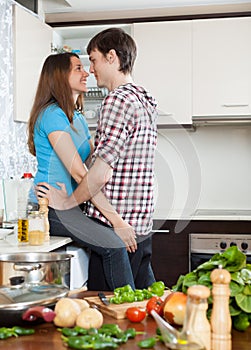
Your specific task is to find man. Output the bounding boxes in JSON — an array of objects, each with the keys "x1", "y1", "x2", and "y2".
[{"x1": 38, "y1": 28, "x2": 158, "y2": 289}]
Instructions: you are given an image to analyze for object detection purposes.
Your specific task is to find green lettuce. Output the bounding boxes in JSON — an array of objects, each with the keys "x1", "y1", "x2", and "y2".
[{"x1": 172, "y1": 245, "x2": 251, "y2": 331}]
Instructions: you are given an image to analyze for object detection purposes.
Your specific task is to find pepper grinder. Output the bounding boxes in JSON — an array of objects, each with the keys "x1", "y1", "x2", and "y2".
[
  {"x1": 210, "y1": 267, "x2": 232, "y2": 350},
  {"x1": 179, "y1": 285, "x2": 211, "y2": 350},
  {"x1": 38, "y1": 197, "x2": 50, "y2": 241}
]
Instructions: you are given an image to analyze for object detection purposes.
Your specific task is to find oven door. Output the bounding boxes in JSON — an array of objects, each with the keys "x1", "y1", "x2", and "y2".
[
  {"x1": 190, "y1": 253, "x2": 214, "y2": 271},
  {"x1": 190, "y1": 252, "x2": 251, "y2": 272}
]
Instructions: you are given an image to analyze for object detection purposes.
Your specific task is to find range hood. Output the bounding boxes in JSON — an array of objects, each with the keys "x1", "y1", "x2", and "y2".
[{"x1": 192, "y1": 115, "x2": 251, "y2": 126}]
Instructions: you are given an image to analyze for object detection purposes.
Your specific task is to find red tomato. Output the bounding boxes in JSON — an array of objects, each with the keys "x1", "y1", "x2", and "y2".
[
  {"x1": 146, "y1": 296, "x2": 164, "y2": 316},
  {"x1": 126, "y1": 307, "x2": 146, "y2": 323}
]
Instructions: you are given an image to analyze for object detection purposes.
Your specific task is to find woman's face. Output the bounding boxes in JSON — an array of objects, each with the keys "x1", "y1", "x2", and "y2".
[{"x1": 68, "y1": 56, "x2": 89, "y2": 96}]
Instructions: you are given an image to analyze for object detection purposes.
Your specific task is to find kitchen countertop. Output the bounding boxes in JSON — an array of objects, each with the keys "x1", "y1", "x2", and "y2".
[
  {"x1": 2, "y1": 290, "x2": 251, "y2": 350},
  {"x1": 0, "y1": 231, "x2": 72, "y2": 253},
  {"x1": 154, "y1": 209, "x2": 251, "y2": 221},
  {"x1": 191, "y1": 209, "x2": 251, "y2": 221}
]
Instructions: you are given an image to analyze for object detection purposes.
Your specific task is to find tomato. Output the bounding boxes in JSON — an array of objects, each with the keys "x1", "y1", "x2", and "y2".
[
  {"x1": 146, "y1": 296, "x2": 164, "y2": 316},
  {"x1": 126, "y1": 307, "x2": 146, "y2": 323}
]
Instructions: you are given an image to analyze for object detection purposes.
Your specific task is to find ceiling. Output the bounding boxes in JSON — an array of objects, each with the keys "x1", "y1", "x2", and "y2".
[{"x1": 43, "y1": 0, "x2": 251, "y2": 24}]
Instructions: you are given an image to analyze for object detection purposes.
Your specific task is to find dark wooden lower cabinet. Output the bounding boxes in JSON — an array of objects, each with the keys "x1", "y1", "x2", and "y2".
[
  {"x1": 151, "y1": 230, "x2": 189, "y2": 288},
  {"x1": 151, "y1": 220, "x2": 251, "y2": 288}
]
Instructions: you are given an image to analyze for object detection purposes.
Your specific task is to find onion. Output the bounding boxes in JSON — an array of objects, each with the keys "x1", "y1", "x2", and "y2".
[{"x1": 163, "y1": 291, "x2": 187, "y2": 326}]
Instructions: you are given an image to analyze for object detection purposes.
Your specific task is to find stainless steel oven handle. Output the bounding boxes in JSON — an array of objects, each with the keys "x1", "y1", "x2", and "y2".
[{"x1": 151, "y1": 230, "x2": 170, "y2": 233}]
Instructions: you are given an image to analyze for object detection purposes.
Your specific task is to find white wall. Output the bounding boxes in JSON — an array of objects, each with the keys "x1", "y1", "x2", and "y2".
[
  {"x1": 154, "y1": 125, "x2": 251, "y2": 219},
  {"x1": 0, "y1": 2, "x2": 250, "y2": 223}
]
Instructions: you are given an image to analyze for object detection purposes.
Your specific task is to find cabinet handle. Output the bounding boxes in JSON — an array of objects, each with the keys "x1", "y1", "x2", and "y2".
[
  {"x1": 222, "y1": 103, "x2": 249, "y2": 107},
  {"x1": 157, "y1": 110, "x2": 173, "y2": 116},
  {"x1": 151, "y1": 230, "x2": 170, "y2": 233}
]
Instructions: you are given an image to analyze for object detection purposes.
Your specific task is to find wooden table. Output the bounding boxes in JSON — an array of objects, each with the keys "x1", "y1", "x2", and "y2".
[{"x1": 2, "y1": 291, "x2": 251, "y2": 349}]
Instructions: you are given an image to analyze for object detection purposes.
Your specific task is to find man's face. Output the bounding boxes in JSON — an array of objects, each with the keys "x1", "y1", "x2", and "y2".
[{"x1": 89, "y1": 49, "x2": 110, "y2": 89}]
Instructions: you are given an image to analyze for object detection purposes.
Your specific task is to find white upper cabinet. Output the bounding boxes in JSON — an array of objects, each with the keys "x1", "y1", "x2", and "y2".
[
  {"x1": 13, "y1": 5, "x2": 52, "y2": 122},
  {"x1": 132, "y1": 21, "x2": 192, "y2": 125},
  {"x1": 192, "y1": 17, "x2": 251, "y2": 117}
]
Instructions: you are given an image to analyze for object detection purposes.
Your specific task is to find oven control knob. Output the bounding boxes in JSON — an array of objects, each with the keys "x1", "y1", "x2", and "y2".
[
  {"x1": 220, "y1": 241, "x2": 227, "y2": 249},
  {"x1": 230, "y1": 242, "x2": 237, "y2": 247},
  {"x1": 241, "y1": 242, "x2": 248, "y2": 251}
]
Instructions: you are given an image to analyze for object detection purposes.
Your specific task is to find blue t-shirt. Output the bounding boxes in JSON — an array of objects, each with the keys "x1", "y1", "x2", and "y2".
[{"x1": 34, "y1": 104, "x2": 91, "y2": 196}]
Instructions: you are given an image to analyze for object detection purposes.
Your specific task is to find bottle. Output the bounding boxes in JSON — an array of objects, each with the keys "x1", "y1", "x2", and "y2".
[
  {"x1": 28, "y1": 211, "x2": 45, "y2": 246},
  {"x1": 210, "y1": 266, "x2": 232, "y2": 350},
  {"x1": 38, "y1": 197, "x2": 50, "y2": 241},
  {"x1": 17, "y1": 173, "x2": 34, "y2": 243},
  {"x1": 178, "y1": 285, "x2": 210, "y2": 350}
]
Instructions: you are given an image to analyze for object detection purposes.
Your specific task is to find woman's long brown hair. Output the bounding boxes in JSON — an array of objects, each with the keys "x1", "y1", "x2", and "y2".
[{"x1": 27, "y1": 52, "x2": 84, "y2": 156}]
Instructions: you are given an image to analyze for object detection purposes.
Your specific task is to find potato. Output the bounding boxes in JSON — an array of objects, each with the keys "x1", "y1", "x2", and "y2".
[
  {"x1": 72, "y1": 298, "x2": 90, "y2": 311},
  {"x1": 54, "y1": 298, "x2": 82, "y2": 327},
  {"x1": 76, "y1": 308, "x2": 103, "y2": 329}
]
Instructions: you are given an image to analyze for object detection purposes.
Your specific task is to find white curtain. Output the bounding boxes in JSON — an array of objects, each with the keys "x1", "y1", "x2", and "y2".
[{"x1": 0, "y1": 0, "x2": 36, "y2": 179}]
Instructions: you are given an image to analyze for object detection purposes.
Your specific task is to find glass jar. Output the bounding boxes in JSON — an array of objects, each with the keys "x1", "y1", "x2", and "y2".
[
  {"x1": 38, "y1": 197, "x2": 50, "y2": 241},
  {"x1": 178, "y1": 285, "x2": 210, "y2": 350},
  {"x1": 28, "y1": 211, "x2": 45, "y2": 246}
]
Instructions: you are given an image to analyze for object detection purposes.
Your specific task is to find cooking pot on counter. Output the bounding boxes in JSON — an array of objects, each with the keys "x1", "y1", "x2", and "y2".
[{"x1": 0, "y1": 252, "x2": 72, "y2": 326}]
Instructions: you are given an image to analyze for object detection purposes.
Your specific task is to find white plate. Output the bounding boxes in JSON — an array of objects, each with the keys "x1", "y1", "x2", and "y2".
[
  {"x1": 85, "y1": 110, "x2": 96, "y2": 119},
  {"x1": 0, "y1": 228, "x2": 14, "y2": 240}
]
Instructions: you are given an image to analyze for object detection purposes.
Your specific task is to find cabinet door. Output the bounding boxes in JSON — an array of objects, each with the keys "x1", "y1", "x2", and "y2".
[
  {"x1": 13, "y1": 5, "x2": 52, "y2": 122},
  {"x1": 133, "y1": 21, "x2": 192, "y2": 125},
  {"x1": 151, "y1": 229, "x2": 189, "y2": 288},
  {"x1": 192, "y1": 17, "x2": 251, "y2": 117}
]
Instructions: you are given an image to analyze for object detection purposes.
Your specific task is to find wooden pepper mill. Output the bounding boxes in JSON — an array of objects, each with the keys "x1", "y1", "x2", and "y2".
[
  {"x1": 38, "y1": 197, "x2": 50, "y2": 241},
  {"x1": 186, "y1": 285, "x2": 211, "y2": 350},
  {"x1": 210, "y1": 266, "x2": 232, "y2": 350}
]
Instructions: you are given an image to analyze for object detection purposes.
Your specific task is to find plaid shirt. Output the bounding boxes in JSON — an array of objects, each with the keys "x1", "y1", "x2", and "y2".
[{"x1": 86, "y1": 83, "x2": 158, "y2": 235}]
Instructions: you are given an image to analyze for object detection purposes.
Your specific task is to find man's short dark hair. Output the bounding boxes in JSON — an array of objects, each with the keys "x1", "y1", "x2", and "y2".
[{"x1": 87, "y1": 27, "x2": 137, "y2": 74}]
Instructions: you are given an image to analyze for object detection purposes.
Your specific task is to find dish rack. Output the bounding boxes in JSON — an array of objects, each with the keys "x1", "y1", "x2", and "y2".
[{"x1": 84, "y1": 87, "x2": 108, "y2": 99}]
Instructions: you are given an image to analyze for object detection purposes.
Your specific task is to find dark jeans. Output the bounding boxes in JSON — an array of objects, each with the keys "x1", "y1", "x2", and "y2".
[
  {"x1": 48, "y1": 206, "x2": 135, "y2": 291},
  {"x1": 128, "y1": 235, "x2": 156, "y2": 289},
  {"x1": 88, "y1": 234, "x2": 156, "y2": 290}
]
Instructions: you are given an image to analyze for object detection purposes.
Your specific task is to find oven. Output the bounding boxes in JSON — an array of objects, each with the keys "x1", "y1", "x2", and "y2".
[{"x1": 189, "y1": 233, "x2": 251, "y2": 271}]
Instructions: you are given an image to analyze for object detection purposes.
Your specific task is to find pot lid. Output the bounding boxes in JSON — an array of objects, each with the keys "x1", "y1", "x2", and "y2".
[
  {"x1": 0, "y1": 252, "x2": 72, "y2": 263},
  {"x1": 0, "y1": 284, "x2": 68, "y2": 310}
]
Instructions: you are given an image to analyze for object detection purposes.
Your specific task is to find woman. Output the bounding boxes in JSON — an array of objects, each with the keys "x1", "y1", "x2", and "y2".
[{"x1": 27, "y1": 52, "x2": 135, "y2": 290}]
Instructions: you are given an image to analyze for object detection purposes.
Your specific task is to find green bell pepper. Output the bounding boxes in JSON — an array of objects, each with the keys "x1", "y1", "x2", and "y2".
[
  {"x1": 233, "y1": 313, "x2": 250, "y2": 332},
  {"x1": 137, "y1": 337, "x2": 157, "y2": 348},
  {"x1": 148, "y1": 281, "x2": 165, "y2": 297}
]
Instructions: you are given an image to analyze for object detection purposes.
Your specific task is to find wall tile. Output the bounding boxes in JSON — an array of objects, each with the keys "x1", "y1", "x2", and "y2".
[{"x1": 0, "y1": 0, "x2": 37, "y2": 180}]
